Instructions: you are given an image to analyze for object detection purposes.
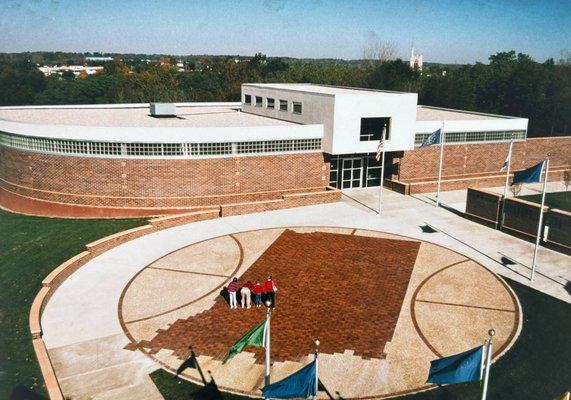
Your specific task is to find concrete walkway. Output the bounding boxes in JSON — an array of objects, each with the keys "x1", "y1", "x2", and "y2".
[{"x1": 41, "y1": 188, "x2": 570, "y2": 399}]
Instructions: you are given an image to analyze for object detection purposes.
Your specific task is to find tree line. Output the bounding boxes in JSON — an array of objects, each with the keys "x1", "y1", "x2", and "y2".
[{"x1": 0, "y1": 51, "x2": 569, "y2": 137}]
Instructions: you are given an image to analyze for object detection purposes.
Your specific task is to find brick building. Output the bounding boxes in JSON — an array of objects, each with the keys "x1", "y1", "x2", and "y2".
[{"x1": 0, "y1": 83, "x2": 568, "y2": 217}]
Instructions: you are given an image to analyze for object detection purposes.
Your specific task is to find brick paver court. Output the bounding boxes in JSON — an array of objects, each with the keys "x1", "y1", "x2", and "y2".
[
  {"x1": 119, "y1": 226, "x2": 520, "y2": 398},
  {"x1": 138, "y1": 229, "x2": 420, "y2": 362}
]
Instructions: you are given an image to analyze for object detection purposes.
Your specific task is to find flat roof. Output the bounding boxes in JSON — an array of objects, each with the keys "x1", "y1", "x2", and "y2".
[
  {"x1": 0, "y1": 104, "x2": 295, "y2": 128},
  {"x1": 243, "y1": 83, "x2": 411, "y2": 96},
  {"x1": 416, "y1": 106, "x2": 509, "y2": 121}
]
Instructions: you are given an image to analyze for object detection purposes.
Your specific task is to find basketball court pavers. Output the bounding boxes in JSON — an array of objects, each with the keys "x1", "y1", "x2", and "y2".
[{"x1": 40, "y1": 188, "x2": 570, "y2": 399}]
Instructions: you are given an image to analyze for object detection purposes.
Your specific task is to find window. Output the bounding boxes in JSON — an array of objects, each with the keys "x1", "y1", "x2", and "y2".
[
  {"x1": 244, "y1": 94, "x2": 252, "y2": 105},
  {"x1": 267, "y1": 98, "x2": 275, "y2": 109},
  {"x1": 279, "y1": 99, "x2": 288, "y2": 112},
  {"x1": 255, "y1": 96, "x2": 263, "y2": 107},
  {"x1": 293, "y1": 101, "x2": 302, "y2": 114},
  {"x1": 360, "y1": 117, "x2": 390, "y2": 141},
  {"x1": 414, "y1": 130, "x2": 527, "y2": 146}
]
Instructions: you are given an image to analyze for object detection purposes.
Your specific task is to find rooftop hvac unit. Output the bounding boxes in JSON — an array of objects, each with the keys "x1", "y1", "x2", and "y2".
[{"x1": 149, "y1": 103, "x2": 177, "y2": 117}]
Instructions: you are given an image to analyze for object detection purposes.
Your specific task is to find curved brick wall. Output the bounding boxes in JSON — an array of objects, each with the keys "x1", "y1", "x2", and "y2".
[
  {"x1": 0, "y1": 146, "x2": 330, "y2": 217},
  {"x1": 393, "y1": 137, "x2": 571, "y2": 193}
]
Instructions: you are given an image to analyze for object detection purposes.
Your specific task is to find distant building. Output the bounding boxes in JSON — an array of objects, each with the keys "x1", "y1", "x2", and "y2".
[
  {"x1": 410, "y1": 48, "x2": 423, "y2": 70},
  {"x1": 37, "y1": 65, "x2": 104, "y2": 77},
  {"x1": 85, "y1": 56, "x2": 113, "y2": 62}
]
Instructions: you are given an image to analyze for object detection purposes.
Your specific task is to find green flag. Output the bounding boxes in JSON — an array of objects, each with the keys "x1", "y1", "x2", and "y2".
[{"x1": 223, "y1": 320, "x2": 267, "y2": 364}]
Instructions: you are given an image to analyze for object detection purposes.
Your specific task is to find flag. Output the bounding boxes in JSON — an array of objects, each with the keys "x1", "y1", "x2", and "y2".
[
  {"x1": 375, "y1": 139, "x2": 384, "y2": 162},
  {"x1": 512, "y1": 160, "x2": 545, "y2": 185},
  {"x1": 261, "y1": 360, "x2": 317, "y2": 399},
  {"x1": 426, "y1": 346, "x2": 484, "y2": 385},
  {"x1": 420, "y1": 128, "x2": 442, "y2": 148},
  {"x1": 223, "y1": 320, "x2": 267, "y2": 363},
  {"x1": 500, "y1": 143, "x2": 512, "y2": 172}
]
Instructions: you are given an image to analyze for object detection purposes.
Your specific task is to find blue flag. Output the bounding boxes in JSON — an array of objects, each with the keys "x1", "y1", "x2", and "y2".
[
  {"x1": 420, "y1": 128, "x2": 442, "y2": 148},
  {"x1": 261, "y1": 360, "x2": 316, "y2": 399},
  {"x1": 426, "y1": 346, "x2": 484, "y2": 385},
  {"x1": 512, "y1": 160, "x2": 545, "y2": 185}
]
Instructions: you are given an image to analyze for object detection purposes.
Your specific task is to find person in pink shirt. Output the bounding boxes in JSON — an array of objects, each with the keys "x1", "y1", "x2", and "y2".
[{"x1": 227, "y1": 277, "x2": 238, "y2": 309}]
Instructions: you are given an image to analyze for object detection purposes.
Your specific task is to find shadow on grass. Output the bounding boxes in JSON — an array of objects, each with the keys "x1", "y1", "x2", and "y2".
[{"x1": 9, "y1": 386, "x2": 47, "y2": 400}]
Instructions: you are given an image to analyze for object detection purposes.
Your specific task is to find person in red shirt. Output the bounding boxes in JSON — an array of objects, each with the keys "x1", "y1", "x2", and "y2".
[
  {"x1": 253, "y1": 280, "x2": 263, "y2": 308},
  {"x1": 264, "y1": 275, "x2": 277, "y2": 309}
]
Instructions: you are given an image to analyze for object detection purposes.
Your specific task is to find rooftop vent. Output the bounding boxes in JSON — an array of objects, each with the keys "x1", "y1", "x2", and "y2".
[{"x1": 149, "y1": 103, "x2": 177, "y2": 118}]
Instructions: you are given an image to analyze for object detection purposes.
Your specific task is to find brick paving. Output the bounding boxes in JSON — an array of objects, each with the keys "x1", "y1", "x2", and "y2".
[{"x1": 136, "y1": 229, "x2": 420, "y2": 363}]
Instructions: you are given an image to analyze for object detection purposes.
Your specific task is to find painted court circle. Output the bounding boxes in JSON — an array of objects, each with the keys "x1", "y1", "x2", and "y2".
[{"x1": 118, "y1": 227, "x2": 521, "y2": 399}]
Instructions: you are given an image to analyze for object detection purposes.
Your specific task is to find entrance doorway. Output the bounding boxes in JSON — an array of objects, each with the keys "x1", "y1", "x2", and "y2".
[{"x1": 341, "y1": 158, "x2": 362, "y2": 189}]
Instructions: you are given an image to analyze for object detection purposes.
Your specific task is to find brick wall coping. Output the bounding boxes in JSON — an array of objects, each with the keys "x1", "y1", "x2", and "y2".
[
  {"x1": 505, "y1": 197, "x2": 549, "y2": 210},
  {"x1": 149, "y1": 209, "x2": 221, "y2": 224},
  {"x1": 85, "y1": 225, "x2": 154, "y2": 250},
  {"x1": 549, "y1": 208, "x2": 571, "y2": 217},
  {"x1": 467, "y1": 187, "x2": 503, "y2": 198},
  {"x1": 41, "y1": 251, "x2": 91, "y2": 287}
]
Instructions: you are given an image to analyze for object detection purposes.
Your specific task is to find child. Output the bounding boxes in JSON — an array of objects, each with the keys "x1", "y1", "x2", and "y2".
[
  {"x1": 240, "y1": 281, "x2": 253, "y2": 308},
  {"x1": 253, "y1": 280, "x2": 263, "y2": 307},
  {"x1": 227, "y1": 277, "x2": 238, "y2": 309}
]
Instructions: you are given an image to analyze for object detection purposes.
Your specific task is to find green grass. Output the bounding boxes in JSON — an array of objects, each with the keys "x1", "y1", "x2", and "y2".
[
  {"x1": 519, "y1": 190, "x2": 571, "y2": 212},
  {"x1": 152, "y1": 279, "x2": 571, "y2": 400},
  {"x1": 0, "y1": 209, "x2": 146, "y2": 399}
]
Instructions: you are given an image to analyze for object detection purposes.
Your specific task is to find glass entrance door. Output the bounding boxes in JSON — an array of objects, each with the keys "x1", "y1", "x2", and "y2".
[{"x1": 341, "y1": 157, "x2": 362, "y2": 189}]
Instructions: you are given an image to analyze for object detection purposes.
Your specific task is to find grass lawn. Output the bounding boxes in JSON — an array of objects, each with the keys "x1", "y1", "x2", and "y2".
[
  {"x1": 152, "y1": 279, "x2": 571, "y2": 400},
  {"x1": 519, "y1": 190, "x2": 571, "y2": 212},
  {"x1": 0, "y1": 209, "x2": 146, "y2": 399}
]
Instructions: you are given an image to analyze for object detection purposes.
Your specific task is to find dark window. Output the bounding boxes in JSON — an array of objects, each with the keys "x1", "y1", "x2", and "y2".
[
  {"x1": 244, "y1": 94, "x2": 252, "y2": 105},
  {"x1": 293, "y1": 101, "x2": 302, "y2": 114},
  {"x1": 255, "y1": 96, "x2": 263, "y2": 107},
  {"x1": 267, "y1": 98, "x2": 275, "y2": 109},
  {"x1": 279, "y1": 99, "x2": 288, "y2": 112},
  {"x1": 360, "y1": 117, "x2": 390, "y2": 141}
]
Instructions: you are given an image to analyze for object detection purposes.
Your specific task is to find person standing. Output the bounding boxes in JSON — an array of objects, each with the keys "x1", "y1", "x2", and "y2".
[
  {"x1": 240, "y1": 280, "x2": 253, "y2": 309},
  {"x1": 264, "y1": 275, "x2": 277, "y2": 309},
  {"x1": 253, "y1": 280, "x2": 263, "y2": 307},
  {"x1": 227, "y1": 277, "x2": 238, "y2": 309}
]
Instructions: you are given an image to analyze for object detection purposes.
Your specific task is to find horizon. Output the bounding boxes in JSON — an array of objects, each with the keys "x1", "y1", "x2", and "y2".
[{"x1": 1, "y1": 0, "x2": 570, "y2": 64}]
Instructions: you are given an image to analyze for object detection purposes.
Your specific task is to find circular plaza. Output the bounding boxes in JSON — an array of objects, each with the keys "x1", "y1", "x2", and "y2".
[{"x1": 117, "y1": 226, "x2": 521, "y2": 399}]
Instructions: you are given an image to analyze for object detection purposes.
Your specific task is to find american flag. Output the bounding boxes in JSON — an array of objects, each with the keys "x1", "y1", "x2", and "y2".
[{"x1": 375, "y1": 139, "x2": 384, "y2": 162}]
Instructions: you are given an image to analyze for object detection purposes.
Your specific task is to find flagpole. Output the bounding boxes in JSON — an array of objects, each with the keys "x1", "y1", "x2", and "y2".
[
  {"x1": 481, "y1": 329, "x2": 495, "y2": 400},
  {"x1": 531, "y1": 155, "x2": 550, "y2": 282},
  {"x1": 500, "y1": 139, "x2": 514, "y2": 227},
  {"x1": 435, "y1": 123, "x2": 445, "y2": 207},
  {"x1": 313, "y1": 339, "x2": 320, "y2": 399},
  {"x1": 378, "y1": 127, "x2": 387, "y2": 214},
  {"x1": 264, "y1": 301, "x2": 272, "y2": 387}
]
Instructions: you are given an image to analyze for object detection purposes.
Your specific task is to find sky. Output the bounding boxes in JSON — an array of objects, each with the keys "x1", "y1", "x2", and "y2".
[{"x1": 1, "y1": 0, "x2": 570, "y2": 64}]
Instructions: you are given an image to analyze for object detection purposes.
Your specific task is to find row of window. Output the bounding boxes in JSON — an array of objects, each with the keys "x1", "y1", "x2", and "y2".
[
  {"x1": 414, "y1": 130, "x2": 526, "y2": 146},
  {"x1": 0, "y1": 132, "x2": 321, "y2": 158},
  {"x1": 243, "y1": 94, "x2": 302, "y2": 115}
]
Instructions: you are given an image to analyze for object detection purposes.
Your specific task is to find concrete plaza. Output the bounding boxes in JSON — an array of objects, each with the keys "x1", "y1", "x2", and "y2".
[{"x1": 40, "y1": 186, "x2": 570, "y2": 399}]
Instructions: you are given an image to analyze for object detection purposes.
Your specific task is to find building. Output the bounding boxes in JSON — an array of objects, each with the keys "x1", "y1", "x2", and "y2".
[
  {"x1": 410, "y1": 48, "x2": 423, "y2": 70},
  {"x1": 1, "y1": 83, "x2": 569, "y2": 218},
  {"x1": 38, "y1": 65, "x2": 104, "y2": 77}
]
